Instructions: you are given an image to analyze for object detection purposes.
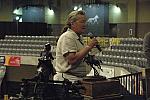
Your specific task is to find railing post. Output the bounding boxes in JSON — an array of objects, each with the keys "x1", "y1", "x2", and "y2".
[{"x1": 141, "y1": 68, "x2": 150, "y2": 99}]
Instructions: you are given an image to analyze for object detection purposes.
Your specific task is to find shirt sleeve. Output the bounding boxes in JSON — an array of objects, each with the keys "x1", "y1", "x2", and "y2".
[{"x1": 61, "y1": 36, "x2": 77, "y2": 56}]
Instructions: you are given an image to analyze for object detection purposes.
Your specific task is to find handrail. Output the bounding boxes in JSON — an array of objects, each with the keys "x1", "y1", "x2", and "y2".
[{"x1": 109, "y1": 72, "x2": 143, "y2": 96}]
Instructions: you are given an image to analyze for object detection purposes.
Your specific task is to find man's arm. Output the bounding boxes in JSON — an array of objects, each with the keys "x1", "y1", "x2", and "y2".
[{"x1": 64, "y1": 38, "x2": 98, "y2": 65}]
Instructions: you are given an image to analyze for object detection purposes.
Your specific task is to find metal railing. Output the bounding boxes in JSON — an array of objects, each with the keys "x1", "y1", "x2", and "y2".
[{"x1": 110, "y1": 72, "x2": 144, "y2": 96}]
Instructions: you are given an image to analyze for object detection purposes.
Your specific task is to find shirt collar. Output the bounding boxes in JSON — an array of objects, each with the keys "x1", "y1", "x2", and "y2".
[{"x1": 67, "y1": 28, "x2": 82, "y2": 40}]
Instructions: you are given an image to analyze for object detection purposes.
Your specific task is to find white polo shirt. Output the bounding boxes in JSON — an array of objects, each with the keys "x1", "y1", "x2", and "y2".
[{"x1": 55, "y1": 29, "x2": 91, "y2": 78}]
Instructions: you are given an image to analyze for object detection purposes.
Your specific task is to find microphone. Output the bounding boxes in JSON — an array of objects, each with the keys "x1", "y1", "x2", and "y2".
[
  {"x1": 88, "y1": 32, "x2": 102, "y2": 52},
  {"x1": 95, "y1": 45, "x2": 102, "y2": 52}
]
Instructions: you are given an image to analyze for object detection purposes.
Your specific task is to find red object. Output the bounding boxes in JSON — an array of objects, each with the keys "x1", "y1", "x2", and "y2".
[{"x1": 5, "y1": 56, "x2": 21, "y2": 67}]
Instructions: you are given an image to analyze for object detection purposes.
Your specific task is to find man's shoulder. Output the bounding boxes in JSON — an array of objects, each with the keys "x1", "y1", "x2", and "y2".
[{"x1": 60, "y1": 31, "x2": 76, "y2": 40}]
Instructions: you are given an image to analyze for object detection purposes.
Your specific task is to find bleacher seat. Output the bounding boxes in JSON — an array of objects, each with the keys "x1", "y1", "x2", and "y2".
[
  {"x1": 99, "y1": 38, "x2": 146, "y2": 69},
  {"x1": 0, "y1": 35, "x2": 57, "y2": 57}
]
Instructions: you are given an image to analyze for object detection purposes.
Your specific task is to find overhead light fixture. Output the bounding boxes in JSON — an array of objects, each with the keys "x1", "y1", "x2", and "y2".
[
  {"x1": 114, "y1": 5, "x2": 121, "y2": 13},
  {"x1": 73, "y1": 5, "x2": 82, "y2": 11},
  {"x1": 16, "y1": 16, "x2": 20, "y2": 20},
  {"x1": 74, "y1": 6, "x2": 78, "y2": 10},
  {"x1": 48, "y1": 8, "x2": 54, "y2": 15},
  {"x1": 78, "y1": 7, "x2": 82, "y2": 11},
  {"x1": 13, "y1": 8, "x2": 22, "y2": 15},
  {"x1": 116, "y1": 4, "x2": 119, "y2": 7}
]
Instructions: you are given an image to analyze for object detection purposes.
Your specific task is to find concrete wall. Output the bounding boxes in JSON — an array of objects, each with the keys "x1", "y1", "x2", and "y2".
[
  {"x1": 112, "y1": 0, "x2": 150, "y2": 38},
  {"x1": 0, "y1": 0, "x2": 13, "y2": 21},
  {"x1": 59, "y1": 0, "x2": 72, "y2": 24},
  {"x1": 137, "y1": 0, "x2": 150, "y2": 23}
]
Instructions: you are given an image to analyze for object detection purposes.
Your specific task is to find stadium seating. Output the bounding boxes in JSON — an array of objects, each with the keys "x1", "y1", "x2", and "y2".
[
  {"x1": 98, "y1": 38, "x2": 147, "y2": 69},
  {"x1": 0, "y1": 35, "x2": 58, "y2": 57},
  {"x1": 0, "y1": 36, "x2": 147, "y2": 68}
]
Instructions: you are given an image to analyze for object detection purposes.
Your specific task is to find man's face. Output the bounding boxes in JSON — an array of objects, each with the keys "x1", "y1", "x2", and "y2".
[{"x1": 71, "y1": 14, "x2": 87, "y2": 34}]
